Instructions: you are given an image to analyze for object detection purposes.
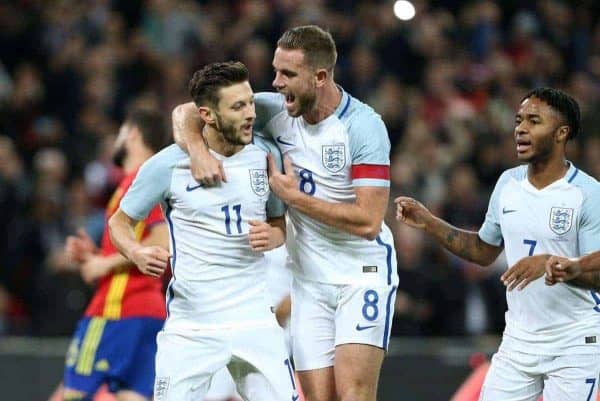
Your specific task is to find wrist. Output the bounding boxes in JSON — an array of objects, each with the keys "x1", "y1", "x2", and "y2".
[
  {"x1": 126, "y1": 244, "x2": 143, "y2": 262},
  {"x1": 571, "y1": 256, "x2": 584, "y2": 272},
  {"x1": 285, "y1": 189, "x2": 304, "y2": 207},
  {"x1": 422, "y1": 213, "x2": 439, "y2": 233}
]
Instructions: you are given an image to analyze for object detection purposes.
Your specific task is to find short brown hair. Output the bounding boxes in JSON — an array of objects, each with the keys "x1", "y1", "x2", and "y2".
[
  {"x1": 277, "y1": 25, "x2": 337, "y2": 71},
  {"x1": 125, "y1": 108, "x2": 172, "y2": 152},
  {"x1": 189, "y1": 61, "x2": 249, "y2": 108}
]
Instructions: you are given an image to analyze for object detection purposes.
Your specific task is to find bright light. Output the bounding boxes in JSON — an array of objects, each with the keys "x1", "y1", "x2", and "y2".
[{"x1": 393, "y1": 0, "x2": 416, "y2": 21}]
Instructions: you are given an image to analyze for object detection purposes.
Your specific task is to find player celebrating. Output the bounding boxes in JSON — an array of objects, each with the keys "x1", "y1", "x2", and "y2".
[
  {"x1": 109, "y1": 61, "x2": 297, "y2": 401},
  {"x1": 396, "y1": 87, "x2": 600, "y2": 401},
  {"x1": 173, "y1": 26, "x2": 397, "y2": 401},
  {"x1": 61, "y1": 109, "x2": 171, "y2": 401}
]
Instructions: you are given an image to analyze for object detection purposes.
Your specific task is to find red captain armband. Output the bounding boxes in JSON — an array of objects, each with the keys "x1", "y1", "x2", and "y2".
[{"x1": 351, "y1": 164, "x2": 390, "y2": 180}]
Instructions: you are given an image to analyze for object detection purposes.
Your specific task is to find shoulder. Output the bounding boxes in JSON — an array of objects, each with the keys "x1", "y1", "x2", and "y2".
[
  {"x1": 341, "y1": 92, "x2": 388, "y2": 142},
  {"x1": 251, "y1": 135, "x2": 277, "y2": 153},
  {"x1": 499, "y1": 165, "x2": 526, "y2": 184},
  {"x1": 141, "y1": 144, "x2": 188, "y2": 172},
  {"x1": 489, "y1": 165, "x2": 526, "y2": 197},
  {"x1": 254, "y1": 92, "x2": 286, "y2": 132},
  {"x1": 255, "y1": 91, "x2": 285, "y2": 107},
  {"x1": 569, "y1": 166, "x2": 600, "y2": 200},
  {"x1": 341, "y1": 92, "x2": 384, "y2": 127}
]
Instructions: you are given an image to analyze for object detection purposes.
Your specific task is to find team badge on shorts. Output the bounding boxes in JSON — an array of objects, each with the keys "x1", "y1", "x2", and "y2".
[
  {"x1": 249, "y1": 169, "x2": 268, "y2": 196},
  {"x1": 549, "y1": 207, "x2": 573, "y2": 235},
  {"x1": 322, "y1": 144, "x2": 346, "y2": 172}
]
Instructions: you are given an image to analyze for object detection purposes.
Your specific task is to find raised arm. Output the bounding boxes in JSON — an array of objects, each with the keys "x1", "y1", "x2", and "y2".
[
  {"x1": 172, "y1": 102, "x2": 225, "y2": 185},
  {"x1": 395, "y1": 197, "x2": 502, "y2": 266}
]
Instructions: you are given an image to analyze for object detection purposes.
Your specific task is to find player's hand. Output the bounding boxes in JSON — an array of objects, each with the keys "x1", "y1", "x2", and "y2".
[
  {"x1": 248, "y1": 220, "x2": 280, "y2": 252},
  {"x1": 129, "y1": 246, "x2": 170, "y2": 278},
  {"x1": 80, "y1": 254, "x2": 112, "y2": 284},
  {"x1": 501, "y1": 255, "x2": 549, "y2": 291},
  {"x1": 268, "y1": 154, "x2": 299, "y2": 204},
  {"x1": 545, "y1": 255, "x2": 581, "y2": 286},
  {"x1": 189, "y1": 150, "x2": 226, "y2": 187},
  {"x1": 394, "y1": 197, "x2": 432, "y2": 229},
  {"x1": 65, "y1": 228, "x2": 97, "y2": 264}
]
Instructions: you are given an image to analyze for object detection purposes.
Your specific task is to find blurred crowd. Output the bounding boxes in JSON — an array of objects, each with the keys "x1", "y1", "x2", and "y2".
[{"x1": 1, "y1": 0, "x2": 600, "y2": 337}]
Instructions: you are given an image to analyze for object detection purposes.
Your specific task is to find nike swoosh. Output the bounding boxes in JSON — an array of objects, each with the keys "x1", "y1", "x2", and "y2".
[
  {"x1": 355, "y1": 324, "x2": 377, "y2": 331},
  {"x1": 502, "y1": 207, "x2": 517, "y2": 214},
  {"x1": 276, "y1": 136, "x2": 294, "y2": 146},
  {"x1": 186, "y1": 183, "x2": 204, "y2": 192}
]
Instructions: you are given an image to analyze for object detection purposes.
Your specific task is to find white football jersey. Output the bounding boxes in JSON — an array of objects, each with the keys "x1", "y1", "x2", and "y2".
[
  {"x1": 479, "y1": 163, "x2": 600, "y2": 355},
  {"x1": 120, "y1": 139, "x2": 284, "y2": 331},
  {"x1": 254, "y1": 90, "x2": 398, "y2": 287}
]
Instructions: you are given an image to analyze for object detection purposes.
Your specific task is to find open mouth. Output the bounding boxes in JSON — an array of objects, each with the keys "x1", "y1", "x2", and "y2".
[
  {"x1": 516, "y1": 138, "x2": 531, "y2": 153},
  {"x1": 285, "y1": 93, "x2": 296, "y2": 107},
  {"x1": 241, "y1": 123, "x2": 253, "y2": 133}
]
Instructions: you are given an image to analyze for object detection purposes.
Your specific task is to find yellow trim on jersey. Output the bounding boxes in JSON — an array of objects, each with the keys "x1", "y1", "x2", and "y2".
[
  {"x1": 107, "y1": 187, "x2": 123, "y2": 215},
  {"x1": 75, "y1": 318, "x2": 106, "y2": 375},
  {"x1": 102, "y1": 271, "x2": 129, "y2": 318},
  {"x1": 134, "y1": 220, "x2": 146, "y2": 240},
  {"x1": 101, "y1": 221, "x2": 145, "y2": 319}
]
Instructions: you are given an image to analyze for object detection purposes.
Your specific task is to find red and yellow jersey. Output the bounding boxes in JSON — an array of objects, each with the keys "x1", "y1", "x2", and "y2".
[{"x1": 84, "y1": 168, "x2": 166, "y2": 320}]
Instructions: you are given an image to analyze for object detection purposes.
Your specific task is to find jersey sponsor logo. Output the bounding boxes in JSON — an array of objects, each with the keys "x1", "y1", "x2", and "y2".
[
  {"x1": 502, "y1": 207, "x2": 517, "y2": 214},
  {"x1": 355, "y1": 323, "x2": 377, "y2": 331},
  {"x1": 585, "y1": 336, "x2": 597, "y2": 344},
  {"x1": 549, "y1": 207, "x2": 573, "y2": 235},
  {"x1": 322, "y1": 144, "x2": 346, "y2": 172},
  {"x1": 249, "y1": 169, "x2": 268, "y2": 196},
  {"x1": 363, "y1": 265, "x2": 378, "y2": 273},
  {"x1": 276, "y1": 135, "x2": 294, "y2": 146},
  {"x1": 186, "y1": 182, "x2": 204, "y2": 192}
]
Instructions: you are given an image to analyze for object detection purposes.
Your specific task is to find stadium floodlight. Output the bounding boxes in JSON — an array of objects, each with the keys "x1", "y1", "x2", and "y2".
[{"x1": 393, "y1": 0, "x2": 416, "y2": 21}]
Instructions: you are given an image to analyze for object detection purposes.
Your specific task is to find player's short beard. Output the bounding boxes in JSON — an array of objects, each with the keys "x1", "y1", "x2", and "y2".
[
  {"x1": 526, "y1": 131, "x2": 555, "y2": 164},
  {"x1": 215, "y1": 113, "x2": 246, "y2": 146},
  {"x1": 292, "y1": 89, "x2": 317, "y2": 117},
  {"x1": 112, "y1": 146, "x2": 127, "y2": 168}
]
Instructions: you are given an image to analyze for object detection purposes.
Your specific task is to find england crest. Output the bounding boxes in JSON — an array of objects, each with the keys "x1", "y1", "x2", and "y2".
[
  {"x1": 249, "y1": 169, "x2": 268, "y2": 196},
  {"x1": 549, "y1": 207, "x2": 574, "y2": 235},
  {"x1": 322, "y1": 144, "x2": 346, "y2": 173}
]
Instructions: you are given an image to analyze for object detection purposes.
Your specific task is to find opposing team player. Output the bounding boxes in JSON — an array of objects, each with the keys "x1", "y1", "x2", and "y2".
[
  {"x1": 109, "y1": 61, "x2": 297, "y2": 401},
  {"x1": 173, "y1": 26, "x2": 397, "y2": 401},
  {"x1": 61, "y1": 109, "x2": 171, "y2": 401},
  {"x1": 396, "y1": 87, "x2": 600, "y2": 401}
]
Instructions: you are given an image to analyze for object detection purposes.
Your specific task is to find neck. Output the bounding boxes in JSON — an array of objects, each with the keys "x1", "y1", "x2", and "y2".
[
  {"x1": 303, "y1": 80, "x2": 342, "y2": 124},
  {"x1": 527, "y1": 155, "x2": 569, "y2": 189},
  {"x1": 123, "y1": 147, "x2": 153, "y2": 174},
  {"x1": 203, "y1": 126, "x2": 243, "y2": 157}
]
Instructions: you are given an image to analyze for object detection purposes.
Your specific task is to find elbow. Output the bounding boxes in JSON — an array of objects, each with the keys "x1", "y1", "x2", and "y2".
[
  {"x1": 107, "y1": 214, "x2": 117, "y2": 240},
  {"x1": 358, "y1": 224, "x2": 381, "y2": 241},
  {"x1": 477, "y1": 254, "x2": 497, "y2": 268}
]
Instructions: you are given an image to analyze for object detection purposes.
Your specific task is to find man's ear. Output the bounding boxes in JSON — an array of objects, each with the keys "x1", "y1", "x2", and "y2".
[
  {"x1": 556, "y1": 125, "x2": 570, "y2": 143},
  {"x1": 314, "y1": 68, "x2": 329, "y2": 88},
  {"x1": 198, "y1": 106, "x2": 216, "y2": 125}
]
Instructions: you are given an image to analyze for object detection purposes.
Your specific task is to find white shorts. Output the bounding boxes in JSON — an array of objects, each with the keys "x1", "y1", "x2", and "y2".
[
  {"x1": 290, "y1": 277, "x2": 397, "y2": 371},
  {"x1": 205, "y1": 368, "x2": 239, "y2": 401},
  {"x1": 154, "y1": 324, "x2": 299, "y2": 401},
  {"x1": 480, "y1": 347, "x2": 600, "y2": 401}
]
